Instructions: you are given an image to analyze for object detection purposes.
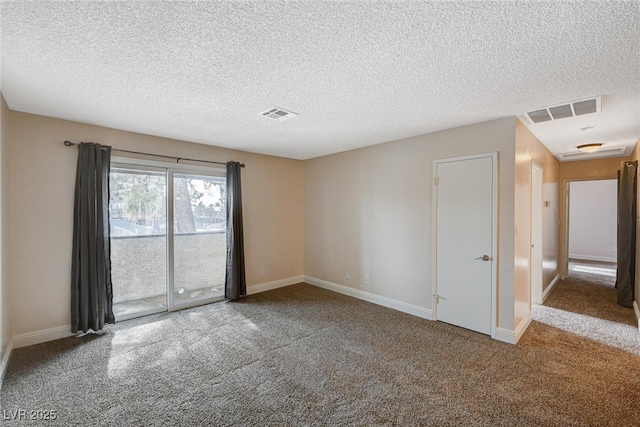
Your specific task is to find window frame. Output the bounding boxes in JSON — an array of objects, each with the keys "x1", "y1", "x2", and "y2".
[{"x1": 110, "y1": 156, "x2": 227, "y2": 321}]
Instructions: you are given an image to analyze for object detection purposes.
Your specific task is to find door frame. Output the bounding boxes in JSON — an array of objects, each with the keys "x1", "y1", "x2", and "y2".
[
  {"x1": 531, "y1": 162, "x2": 543, "y2": 304},
  {"x1": 562, "y1": 180, "x2": 570, "y2": 279},
  {"x1": 562, "y1": 178, "x2": 619, "y2": 278},
  {"x1": 111, "y1": 156, "x2": 227, "y2": 321},
  {"x1": 431, "y1": 152, "x2": 498, "y2": 339}
]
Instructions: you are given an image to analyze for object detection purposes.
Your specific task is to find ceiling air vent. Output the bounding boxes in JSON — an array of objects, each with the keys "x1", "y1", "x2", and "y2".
[
  {"x1": 260, "y1": 107, "x2": 298, "y2": 122},
  {"x1": 525, "y1": 96, "x2": 601, "y2": 125}
]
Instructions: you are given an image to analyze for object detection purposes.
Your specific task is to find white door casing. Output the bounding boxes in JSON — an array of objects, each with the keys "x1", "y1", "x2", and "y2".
[
  {"x1": 531, "y1": 163, "x2": 543, "y2": 305},
  {"x1": 433, "y1": 153, "x2": 497, "y2": 336}
]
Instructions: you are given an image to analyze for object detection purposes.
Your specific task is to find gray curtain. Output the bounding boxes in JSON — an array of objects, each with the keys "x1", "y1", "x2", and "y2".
[
  {"x1": 225, "y1": 161, "x2": 246, "y2": 300},
  {"x1": 615, "y1": 160, "x2": 637, "y2": 308},
  {"x1": 71, "y1": 142, "x2": 115, "y2": 333}
]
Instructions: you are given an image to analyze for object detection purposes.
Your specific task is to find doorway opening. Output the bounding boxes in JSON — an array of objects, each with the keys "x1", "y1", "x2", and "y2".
[
  {"x1": 565, "y1": 179, "x2": 617, "y2": 282},
  {"x1": 533, "y1": 178, "x2": 637, "y2": 350}
]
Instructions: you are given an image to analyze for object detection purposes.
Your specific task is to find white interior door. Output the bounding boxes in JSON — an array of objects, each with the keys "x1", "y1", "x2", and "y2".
[
  {"x1": 531, "y1": 164, "x2": 543, "y2": 304},
  {"x1": 434, "y1": 154, "x2": 495, "y2": 335}
]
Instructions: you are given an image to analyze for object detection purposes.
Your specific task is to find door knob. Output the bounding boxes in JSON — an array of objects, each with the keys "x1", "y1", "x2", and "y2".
[{"x1": 474, "y1": 255, "x2": 492, "y2": 261}]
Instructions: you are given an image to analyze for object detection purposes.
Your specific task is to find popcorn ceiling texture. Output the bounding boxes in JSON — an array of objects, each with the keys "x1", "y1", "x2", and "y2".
[{"x1": 1, "y1": 1, "x2": 639, "y2": 159}]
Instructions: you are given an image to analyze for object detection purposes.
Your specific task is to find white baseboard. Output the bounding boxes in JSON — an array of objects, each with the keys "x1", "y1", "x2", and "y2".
[
  {"x1": 13, "y1": 326, "x2": 73, "y2": 349},
  {"x1": 494, "y1": 327, "x2": 516, "y2": 344},
  {"x1": 542, "y1": 274, "x2": 560, "y2": 303},
  {"x1": 247, "y1": 275, "x2": 303, "y2": 295},
  {"x1": 515, "y1": 315, "x2": 532, "y2": 343},
  {"x1": 494, "y1": 315, "x2": 532, "y2": 345},
  {"x1": 0, "y1": 338, "x2": 14, "y2": 390},
  {"x1": 634, "y1": 301, "x2": 640, "y2": 333},
  {"x1": 568, "y1": 254, "x2": 616, "y2": 263},
  {"x1": 9, "y1": 276, "x2": 301, "y2": 351},
  {"x1": 304, "y1": 276, "x2": 432, "y2": 319}
]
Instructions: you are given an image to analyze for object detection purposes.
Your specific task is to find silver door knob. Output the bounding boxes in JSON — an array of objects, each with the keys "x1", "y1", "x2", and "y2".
[{"x1": 474, "y1": 255, "x2": 492, "y2": 261}]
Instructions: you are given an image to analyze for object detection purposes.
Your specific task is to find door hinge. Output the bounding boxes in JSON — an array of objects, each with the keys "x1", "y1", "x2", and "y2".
[{"x1": 434, "y1": 177, "x2": 440, "y2": 185}]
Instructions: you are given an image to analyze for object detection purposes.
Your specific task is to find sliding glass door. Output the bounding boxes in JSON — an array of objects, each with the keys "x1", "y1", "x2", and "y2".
[
  {"x1": 110, "y1": 167, "x2": 167, "y2": 319},
  {"x1": 110, "y1": 162, "x2": 226, "y2": 320},
  {"x1": 172, "y1": 173, "x2": 226, "y2": 307}
]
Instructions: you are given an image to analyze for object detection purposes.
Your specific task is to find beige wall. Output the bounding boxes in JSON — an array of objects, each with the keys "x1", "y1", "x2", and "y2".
[
  {"x1": 560, "y1": 156, "x2": 632, "y2": 182},
  {"x1": 305, "y1": 117, "x2": 518, "y2": 331},
  {"x1": 8, "y1": 111, "x2": 304, "y2": 336},
  {"x1": 514, "y1": 119, "x2": 560, "y2": 325},
  {"x1": 559, "y1": 155, "x2": 633, "y2": 277},
  {"x1": 0, "y1": 94, "x2": 11, "y2": 363}
]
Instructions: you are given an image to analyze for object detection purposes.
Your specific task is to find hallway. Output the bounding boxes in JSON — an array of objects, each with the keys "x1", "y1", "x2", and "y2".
[{"x1": 527, "y1": 259, "x2": 639, "y2": 354}]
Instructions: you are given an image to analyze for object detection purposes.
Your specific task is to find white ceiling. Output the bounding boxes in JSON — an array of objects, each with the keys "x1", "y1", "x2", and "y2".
[{"x1": 1, "y1": 1, "x2": 638, "y2": 160}]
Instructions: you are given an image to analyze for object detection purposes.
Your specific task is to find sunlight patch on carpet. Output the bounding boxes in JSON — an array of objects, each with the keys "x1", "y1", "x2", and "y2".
[
  {"x1": 534, "y1": 305, "x2": 640, "y2": 355},
  {"x1": 108, "y1": 320, "x2": 173, "y2": 377},
  {"x1": 572, "y1": 265, "x2": 616, "y2": 277}
]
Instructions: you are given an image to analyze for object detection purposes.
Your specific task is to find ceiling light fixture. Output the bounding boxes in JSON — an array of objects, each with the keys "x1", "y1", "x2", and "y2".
[{"x1": 577, "y1": 143, "x2": 603, "y2": 153}]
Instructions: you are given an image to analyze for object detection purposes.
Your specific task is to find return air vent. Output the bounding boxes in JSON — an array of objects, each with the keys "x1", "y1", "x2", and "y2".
[
  {"x1": 525, "y1": 96, "x2": 601, "y2": 125},
  {"x1": 260, "y1": 107, "x2": 298, "y2": 122}
]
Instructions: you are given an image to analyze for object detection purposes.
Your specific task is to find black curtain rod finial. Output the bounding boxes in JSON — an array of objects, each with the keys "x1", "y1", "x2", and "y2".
[{"x1": 64, "y1": 140, "x2": 75, "y2": 147}]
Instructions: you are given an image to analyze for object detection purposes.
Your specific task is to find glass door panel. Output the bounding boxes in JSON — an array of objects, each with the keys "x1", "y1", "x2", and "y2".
[
  {"x1": 110, "y1": 168, "x2": 167, "y2": 319},
  {"x1": 173, "y1": 173, "x2": 226, "y2": 307}
]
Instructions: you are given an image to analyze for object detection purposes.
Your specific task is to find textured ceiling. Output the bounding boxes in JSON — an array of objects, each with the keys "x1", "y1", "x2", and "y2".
[{"x1": 1, "y1": 1, "x2": 639, "y2": 160}]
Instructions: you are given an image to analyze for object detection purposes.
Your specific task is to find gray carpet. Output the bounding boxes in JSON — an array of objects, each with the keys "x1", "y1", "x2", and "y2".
[
  {"x1": 1, "y1": 270, "x2": 639, "y2": 426},
  {"x1": 529, "y1": 260, "x2": 640, "y2": 353}
]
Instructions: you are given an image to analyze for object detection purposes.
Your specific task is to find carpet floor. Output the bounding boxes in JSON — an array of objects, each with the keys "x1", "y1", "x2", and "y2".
[{"x1": 1, "y1": 264, "x2": 639, "y2": 426}]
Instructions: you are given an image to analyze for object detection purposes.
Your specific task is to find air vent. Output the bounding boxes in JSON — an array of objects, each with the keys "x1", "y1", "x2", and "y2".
[
  {"x1": 260, "y1": 107, "x2": 298, "y2": 122},
  {"x1": 525, "y1": 96, "x2": 601, "y2": 125},
  {"x1": 557, "y1": 145, "x2": 627, "y2": 162}
]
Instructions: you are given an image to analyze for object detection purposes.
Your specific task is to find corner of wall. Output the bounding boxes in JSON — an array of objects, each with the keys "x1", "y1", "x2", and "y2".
[
  {"x1": 633, "y1": 138, "x2": 640, "y2": 313},
  {"x1": 513, "y1": 117, "x2": 561, "y2": 330},
  {"x1": 0, "y1": 91, "x2": 13, "y2": 387},
  {"x1": 630, "y1": 138, "x2": 640, "y2": 161},
  {"x1": 0, "y1": 338, "x2": 14, "y2": 390}
]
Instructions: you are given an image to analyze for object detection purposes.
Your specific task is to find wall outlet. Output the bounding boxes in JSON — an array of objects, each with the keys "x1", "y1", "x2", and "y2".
[
  {"x1": 365, "y1": 274, "x2": 370, "y2": 284},
  {"x1": 260, "y1": 268, "x2": 266, "y2": 277},
  {"x1": 345, "y1": 271, "x2": 350, "y2": 280}
]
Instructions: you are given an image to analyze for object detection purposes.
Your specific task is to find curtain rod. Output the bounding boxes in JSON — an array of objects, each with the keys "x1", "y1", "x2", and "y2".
[{"x1": 63, "y1": 140, "x2": 245, "y2": 167}]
